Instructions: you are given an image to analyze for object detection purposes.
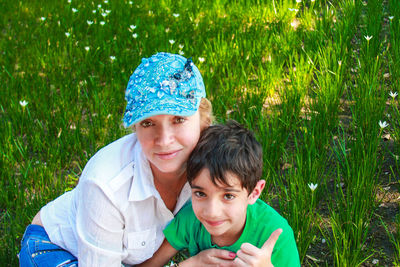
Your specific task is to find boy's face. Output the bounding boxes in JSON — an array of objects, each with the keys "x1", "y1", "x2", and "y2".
[{"x1": 190, "y1": 168, "x2": 265, "y2": 247}]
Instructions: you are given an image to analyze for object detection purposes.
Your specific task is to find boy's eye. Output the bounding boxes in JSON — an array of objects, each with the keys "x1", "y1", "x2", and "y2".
[
  {"x1": 193, "y1": 191, "x2": 206, "y2": 198},
  {"x1": 140, "y1": 120, "x2": 153, "y2": 128},
  {"x1": 224, "y1": 194, "x2": 235, "y2": 200},
  {"x1": 174, "y1": 117, "x2": 186, "y2": 124}
]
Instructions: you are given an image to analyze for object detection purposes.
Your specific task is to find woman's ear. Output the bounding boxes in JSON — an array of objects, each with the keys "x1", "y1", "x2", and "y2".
[{"x1": 248, "y1": 180, "x2": 266, "y2": 205}]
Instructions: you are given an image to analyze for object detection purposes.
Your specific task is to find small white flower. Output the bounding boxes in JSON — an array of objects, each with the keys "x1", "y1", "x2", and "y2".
[
  {"x1": 19, "y1": 100, "x2": 28, "y2": 107},
  {"x1": 65, "y1": 32, "x2": 70, "y2": 37},
  {"x1": 132, "y1": 33, "x2": 138, "y2": 38},
  {"x1": 72, "y1": 8, "x2": 78, "y2": 13},
  {"x1": 372, "y1": 259, "x2": 379, "y2": 265},
  {"x1": 129, "y1": 1, "x2": 133, "y2": 4},
  {"x1": 379, "y1": 120, "x2": 389, "y2": 129},
  {"x1": 198, "y1": 57, "x2": 205, "y2": 63},
  {"x1": 169, "y1": 39, "x2": 175, "y2": 45},
  {"x1": 308, "y1": 183, "x2": 318, "y2": 192},
  {"x1": 102, "y1": 12, "x2": 108, "y2": 17},
  {"x1": 98, "y1": 4, "x2": 102, "y2": 8},
  {"x1": 173, "y1": 13, "x2": 180, "y2": 17},
  {"x1": 67, "y1": 0, "x2": 71, "y2": 3},
  {"x1": 389, "y1": 16, "x2": 394, "y2": 20},
  {"x1": 288, "y1": 8, "x2": 299, "y2": 12},
  {"x1": 321, "y1": 238, "x2": 326, "y2": 244},
  {"x1": 87, "y1": 20, "x2": 93, "y2": 25},
  {"x1": 165, "y1": 27, "x2": 170, "y2": 33},
  {"x1": 105, "y1": 10, "x2": 111, "y2": 14},
  {"x1": 179, "y1": 50, "x2": 184, "y2": 55},
  {"x1": 364, "y1": 35, "x2": 373, "y2": 41},
  {"x1": 389, "y1": 91, "x2": 398, "y2": 99},
  {"x1": 104, "y1": 0, "x2": 108, "y2": 3},
  {"x1": 296, "y1": 0, "x2": 302, "y2": 3},
  {"x1": 40, "y1": 17, "x2": 46, "y2": 21},
  {"x1": 110, "y1": 56, "x2": 116, "y2": 62},
  {"x1": 92, "y1": 10, "x2": 97, "y2": 13},
  {"x1": 130, "y1": 25, "x2": 136, "y2": 30},
  {"x1": 100, "y1": 21, "x2": 105, "y2": 25},
  {"x1": 84, "y1": 46, "x2": 90, "y2": 51}
]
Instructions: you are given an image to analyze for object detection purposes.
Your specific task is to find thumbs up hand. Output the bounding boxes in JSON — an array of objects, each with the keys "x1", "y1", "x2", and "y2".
[{"x1": 232, "y1": 228, "x2": 282, "y2": 267}]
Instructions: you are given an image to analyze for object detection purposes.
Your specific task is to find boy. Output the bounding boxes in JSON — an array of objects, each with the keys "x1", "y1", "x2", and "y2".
[{"x1": 139, "y1": 120, "x2": 300, "y2": 266}]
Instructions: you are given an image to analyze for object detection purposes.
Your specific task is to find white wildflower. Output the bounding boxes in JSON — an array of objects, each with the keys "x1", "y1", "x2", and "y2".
[
  {"x1": 65, "y1": 32, "x2": 70, "y2": 37},
  {"x1": 389, "y1": 91, "x2": 398, "y2": 99},
  {"x1": 132, "y1": 33, "x2": 138, "y2": 38},
  {"x1": 372, "y1": 259, "x2": 379, "y2": 265},
  {"x1": 19, "y1": 100, "x2": 28, "y2": 107},
  {"x1": 179, "y1": 50, "x2": 184, "y2": 55},
  {"x1": 104, "y1": 0, "x2": 108, "y2": 3},
  {"x1": 84, "y1": 46, "x2": 90, "y2": 51},
  {"x1": 169, "y1": 39, "x2": 175, "y2": 45},
  {"x1": 100, "y1": 21, "x2": 105, "y2": 25},
  {"x1": 72, "y1": 8, "x2": 78, "y2": 13},
  {"x1": 130, "y1": 25, "x2": 136, "y2": 30},
  {"x1": 40, "y1": 17, "x2": 46, "y2": 21},
  {"x1": 87, "y1": 20, "x2": 93, "y2": 25},
  {"x1": 364, "y1": 35, "x2": 373, "y2": 41},
  {"x1": 389, "y1": 16, "x2": 394, "y2": 20},
  {"x1": 198, "y1": 57, "x2": 205, "y2": 63},
  {"x1": 379, "y1": 120, "x2": 389, "y2": 129},
  {"x1": 173, "y1": 13, "x2": 180, "y2": 17},
  {"x1": 179, "y1": 44, "x2": 184, "y2": 49},
  {"x1": 288, "y1": 8, "x2": 299, "y2": 12},
  {"x1": 110, "y1": 56, "x2": 116, "y2": 62},
  {"x1": 308, "y1": 183, "x2": 318, "y2": 192}
]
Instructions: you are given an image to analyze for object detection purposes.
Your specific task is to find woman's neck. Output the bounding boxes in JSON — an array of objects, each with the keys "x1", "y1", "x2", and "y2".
[{"x1": 151, "y1": 166, "x2": 187, "y2": 212}]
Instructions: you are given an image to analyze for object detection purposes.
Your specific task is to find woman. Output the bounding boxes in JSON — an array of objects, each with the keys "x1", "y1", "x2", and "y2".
[{"x1": 19, "y1": 52, "x2": 234, "y2": 266}]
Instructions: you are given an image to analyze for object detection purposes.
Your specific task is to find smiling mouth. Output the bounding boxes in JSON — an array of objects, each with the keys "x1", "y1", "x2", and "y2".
[
  {"x1": 155, "y1": 150, "x2": 180, "y2": 160},
  {"x1": 205, "y1": 220, "x2": 225, "y2": 227}
]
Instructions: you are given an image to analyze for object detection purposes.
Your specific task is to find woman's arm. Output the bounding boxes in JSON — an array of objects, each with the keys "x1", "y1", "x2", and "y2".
[{"x1": 137, "y1": 239, "x2": 178, "y2": 267}]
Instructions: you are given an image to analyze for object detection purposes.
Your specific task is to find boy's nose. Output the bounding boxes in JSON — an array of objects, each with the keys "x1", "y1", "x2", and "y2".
[{"x1": 204, "y1": 199, "x2": 222, "y2": 218}]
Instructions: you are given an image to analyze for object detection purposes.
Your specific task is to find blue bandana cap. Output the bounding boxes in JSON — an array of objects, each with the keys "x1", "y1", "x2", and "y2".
[{"x1": 123, "y1": 52, "x2": 206, "y2": 128}]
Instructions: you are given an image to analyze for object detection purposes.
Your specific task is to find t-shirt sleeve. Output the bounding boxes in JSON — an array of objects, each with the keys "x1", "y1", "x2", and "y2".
[
  {"x1": 163, "y1": 201, "x2": 193, "y2": 251},
  {"x1": 271, "y1": 224, "x2": 301, "y2": 267}
]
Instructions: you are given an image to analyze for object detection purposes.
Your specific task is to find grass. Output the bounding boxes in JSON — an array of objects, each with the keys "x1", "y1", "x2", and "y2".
[{"x1": 1, "y1": 0, "x2": 399, "y2": 266}]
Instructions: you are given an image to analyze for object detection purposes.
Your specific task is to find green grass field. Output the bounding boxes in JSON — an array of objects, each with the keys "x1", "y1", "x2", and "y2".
[{"x1": 1, "y1": 0, "x2": 399, "y2": 265}]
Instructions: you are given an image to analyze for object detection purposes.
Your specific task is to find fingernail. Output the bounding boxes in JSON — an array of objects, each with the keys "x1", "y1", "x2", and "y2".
[{"x1": 229, "y1": 252, "x2": 236, "y2": 258}]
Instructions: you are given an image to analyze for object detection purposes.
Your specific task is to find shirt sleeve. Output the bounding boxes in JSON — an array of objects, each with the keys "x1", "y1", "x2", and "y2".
[
  {"x1": 76, "y1": 179, "x2": 125, "y2": 266},
  {"x1": 271, "y1": 225, "x2": 301, "y2": 267}
]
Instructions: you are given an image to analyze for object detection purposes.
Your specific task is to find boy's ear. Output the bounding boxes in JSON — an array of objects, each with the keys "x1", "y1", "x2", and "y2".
[{"x1": 248, "y1": 180, "x2": 266, "y2": 204}]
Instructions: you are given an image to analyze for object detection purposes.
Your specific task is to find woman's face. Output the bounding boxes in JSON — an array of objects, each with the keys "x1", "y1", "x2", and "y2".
[{"x1": 135, "y1": 111, "x2": 202, "y2": 177}]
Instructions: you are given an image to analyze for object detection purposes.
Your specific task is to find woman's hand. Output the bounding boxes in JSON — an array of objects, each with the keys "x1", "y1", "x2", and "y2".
[
  {"x1": 233, "y1": 228, "x2": 282, "y2": 267},
  {"x1": 179, "y1": 248, "x2": 236, "y2": 267}
]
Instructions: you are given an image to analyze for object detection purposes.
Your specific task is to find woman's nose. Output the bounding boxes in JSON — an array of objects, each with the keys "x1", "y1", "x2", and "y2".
[{"x1": 155, "y1": 124, "x2": 174, "y2": 146}]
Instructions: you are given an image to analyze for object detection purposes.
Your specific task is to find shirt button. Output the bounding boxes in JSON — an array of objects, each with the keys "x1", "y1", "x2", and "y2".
[{"x1": 141, "y1": 241, "x2": 146, "y2": 246}]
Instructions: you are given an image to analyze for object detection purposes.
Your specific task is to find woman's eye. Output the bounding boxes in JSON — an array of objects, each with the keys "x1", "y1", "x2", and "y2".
[
  {"x1": 140, "y1": 120, "x2": 153, "y2": 128},
  {"x1": 193, "y1": 191, "x2": 205, "y2": 198},
  {"x1": 174, "y1": 117, "x2": 186, "y2": 124},
  {"x1": 224, "y1": 194, "x2": 235, "y2": 200}
]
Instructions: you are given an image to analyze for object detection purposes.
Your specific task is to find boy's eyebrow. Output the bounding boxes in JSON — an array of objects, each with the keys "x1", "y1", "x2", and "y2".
[{"x1": 191, "y1": 184, "x2": 242, "y2": 193}]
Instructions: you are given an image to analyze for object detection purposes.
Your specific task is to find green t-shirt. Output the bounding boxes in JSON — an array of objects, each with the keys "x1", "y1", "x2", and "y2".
[{"x1": 163, "y1": 199, "x2": 300, "y2": 267}]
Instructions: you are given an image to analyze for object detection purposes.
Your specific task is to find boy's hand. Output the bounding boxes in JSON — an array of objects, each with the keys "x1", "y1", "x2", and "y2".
[
  {"x1": 233, "y1": 228, "x2": 282, "y2": 267},
  {"x1": 179, "y1": 248, "x2": 236, "y2": 267}
]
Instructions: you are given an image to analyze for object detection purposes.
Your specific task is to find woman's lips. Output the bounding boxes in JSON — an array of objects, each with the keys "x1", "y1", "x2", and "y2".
[{"x1": 155, "y1": 150, "x2": 180, "y2": 160}]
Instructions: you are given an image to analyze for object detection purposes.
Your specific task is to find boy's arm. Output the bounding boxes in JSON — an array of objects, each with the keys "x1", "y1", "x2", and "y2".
[{"x1": 136, "y1": 238, "x2": 178, "y2": 267}]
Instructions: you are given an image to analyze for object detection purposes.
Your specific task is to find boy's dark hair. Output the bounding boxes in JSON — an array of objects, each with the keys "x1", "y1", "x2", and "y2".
[{"x1": 187, "y1": 120, "x2": 263, "y2": 193}]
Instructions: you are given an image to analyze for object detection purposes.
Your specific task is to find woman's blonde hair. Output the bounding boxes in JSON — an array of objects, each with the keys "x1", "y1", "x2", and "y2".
[{"x1": 199, "y1": 98, "x2": 214, "y2": 130}]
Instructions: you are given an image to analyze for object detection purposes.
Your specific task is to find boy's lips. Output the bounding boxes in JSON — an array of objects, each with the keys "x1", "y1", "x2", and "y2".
[{"x1": 204, "y1": 220, "x2": 225, "y2": 227}]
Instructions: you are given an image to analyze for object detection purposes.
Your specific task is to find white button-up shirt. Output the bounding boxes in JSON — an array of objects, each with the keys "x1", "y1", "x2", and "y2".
[{"x1": 40, "y1": 133, "x2": 192, "y2": 266}]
